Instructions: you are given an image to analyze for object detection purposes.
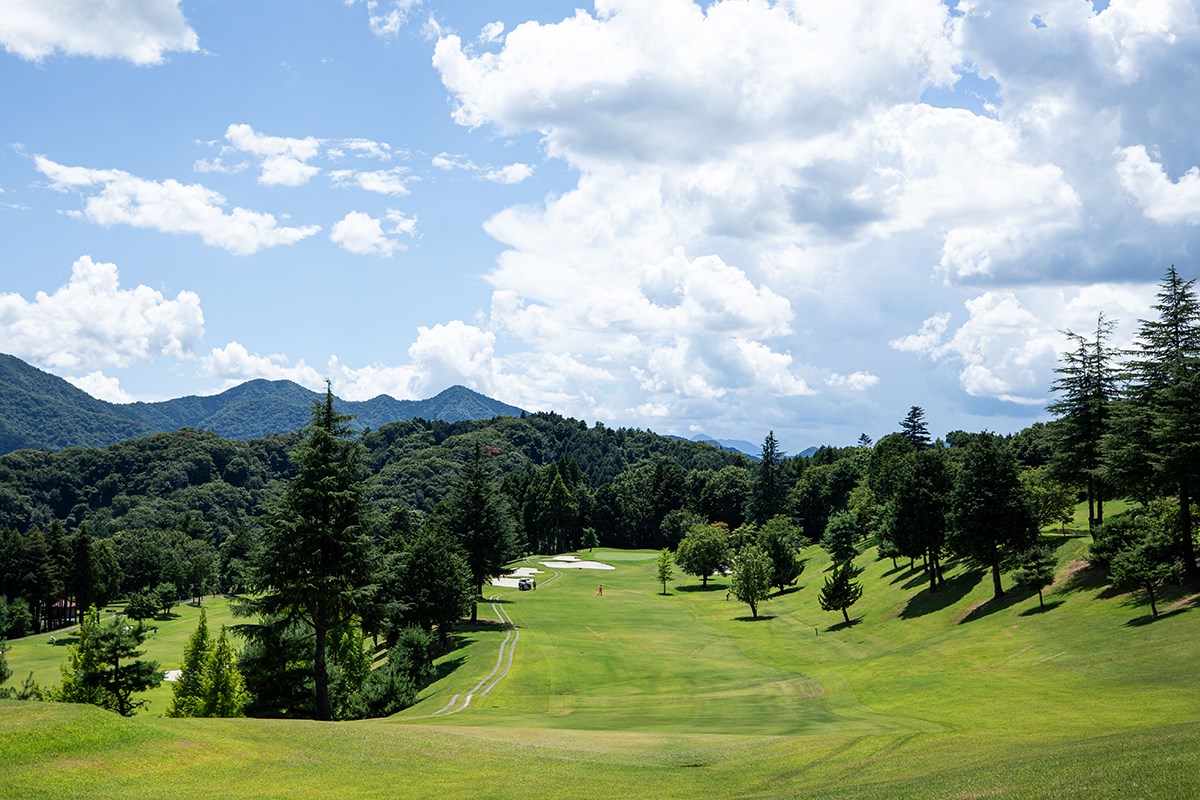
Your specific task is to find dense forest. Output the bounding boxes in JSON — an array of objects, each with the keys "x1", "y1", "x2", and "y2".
[{"x1": 1, "y1": 266, "x2": 1197, "y2": 722}]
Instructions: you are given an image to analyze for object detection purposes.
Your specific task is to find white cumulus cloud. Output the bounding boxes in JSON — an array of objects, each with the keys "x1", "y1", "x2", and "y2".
[
  {"x1": 0, "y1": 255, "x2": 204, "y2": 373},
  {"x1": 329, "y1": 209, "x2": 416, "y2": 256},
  {"x1": 35, "y1": 156, "x2": 321, "y2": 255},
  {"x1": 224, "y1": 123, "x2": 323, "y2": 187},
  {"x1": 0, "y1": 0, "x2": 199, "y2": 65}
]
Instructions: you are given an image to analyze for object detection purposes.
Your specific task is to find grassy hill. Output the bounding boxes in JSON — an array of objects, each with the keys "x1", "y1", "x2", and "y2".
[{"x1": 2, "y1": 532, "x2": 1198, "y2": 799}]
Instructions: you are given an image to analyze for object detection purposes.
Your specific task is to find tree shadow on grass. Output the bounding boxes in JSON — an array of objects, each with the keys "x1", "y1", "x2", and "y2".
[
  {"x1": 959, "y1": 584, "x2": 1038, "y2": 624},
  {"x1": 1018, "y1": 599, "x2": 1065, "y2": 616},
  {"x1": 427, "y1": 656, "x2": 466, "y2": 685},
  {"x1": 899, "y1": 569, "x2": 984, "y2": 619},
  {"x1": 676, "y1": 583, "x2": 728, "y2": 593},
  {"x1": 1056, "y1": 561, "x2": 1123, "y2": 599},
  {"x1": 890, "y1": 565, "x2": 924, "y2": 585},
  {"x1": 824, "y1": 617, "x2": 863, "y2": 632},
  {"x1": 772, "y1": 585, "x2": 803, "y2": 598},
  {"x1": 1124, "y1": 607, "x2": 1190, "y2": 627},
  {"x1": 733, "y1": 615, "x2": 776, "y2": 622}
]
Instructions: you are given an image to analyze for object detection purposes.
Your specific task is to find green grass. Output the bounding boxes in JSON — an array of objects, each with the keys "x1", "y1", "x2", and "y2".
[
  {"x1": 3, "y1": 597, "x2": 238, "y2": 714},
  {"x1": 2, "y1": 537, "x2": 1199, "y2": 799}
]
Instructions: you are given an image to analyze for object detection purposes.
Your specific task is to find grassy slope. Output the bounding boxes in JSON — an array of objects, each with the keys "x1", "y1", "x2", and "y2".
[{"x1": 2, "y1": 533, "x2": 1199, "y2": 799}]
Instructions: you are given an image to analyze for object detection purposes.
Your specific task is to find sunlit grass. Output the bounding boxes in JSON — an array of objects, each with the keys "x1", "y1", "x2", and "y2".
[{"x1": 1, "y1": 533, "x2": 1198, "y2": 799}]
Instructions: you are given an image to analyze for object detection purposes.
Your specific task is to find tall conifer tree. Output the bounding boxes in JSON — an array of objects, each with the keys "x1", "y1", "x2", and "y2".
[{"x1": 247, "y1": 384, "x2": 376, "y2": 721}]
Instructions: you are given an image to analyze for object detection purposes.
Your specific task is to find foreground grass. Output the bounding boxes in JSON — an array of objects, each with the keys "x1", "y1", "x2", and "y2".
[{"x1": 2, "y1": 535, "x2": 1199, "y2": 799}]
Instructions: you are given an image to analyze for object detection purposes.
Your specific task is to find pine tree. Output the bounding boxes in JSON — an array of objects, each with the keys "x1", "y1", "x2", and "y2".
[
  {"x1": 63, "y1": 614, "x2": 161, "y2": 716},
  {"x1": 1111, "y1": 266, "x2": 1200, "y2": 579},
  {"x1": 899, "y1": 406, "x2": 932, "y2": 450},
  {"x1": 429, "y1": 444, "x2": 518, "y2": 623},
  {"x1": 758, "y1": 515, "x2": 804, "y2": 591},
  {"x1": 821, "y1": 511, "x2": 859, "y2": 564},
  {"x1": 1012, "y1": 545, "x2": 1057, "y2": 608},
  {"x1": 201, "y1": 627, "x2": 247, "y2": 717},
  {"x1": 168, "y1": 609, "x2": 211, "y2": 717},
  {"x1": 819, "y1": 561, "x2": 863, "y2": 623},
  {"x1": 749, "y1": 431, "x2": 785, "y2": 524},
  {"x1": 948, "y1": 433, "x2": 1038, "y2": 600},
  {"x1": 1048, "y1": 313, "x2": 1117, "y2": 534},
  {"x1": 246, "y1": 384, "x2": 377, "y2": 721}
]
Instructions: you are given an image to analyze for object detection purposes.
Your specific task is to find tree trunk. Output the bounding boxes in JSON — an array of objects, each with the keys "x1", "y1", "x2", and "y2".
[
  {"x1": 927, "y1": 547, "x2": 937, "y2": 593},
  {"x1": 1086, "y1": 476, "x2": 1096, "y2": 537},
  {"x1": 702, "y1": 573, "x2": 708, "y2": 587},
  {"x1": 314, "y1": 623, "x2": 330, "y2": 721},
  {"x1": 471, "y1": 593, "x2": 479, "y2": 624},
  {"x1": 1037, "y1": 588, "x2": 1044, "y2": 608},
  {"x1": 841, "y1": 607, "x2": 850, "y2": 623},
  {"x1": 991, "y1": 560, "x2": 1004, "y2": 599},
  {"x1": 1096, "y1": 478, "x2": 1104, "y2": 528},
  {"x1": 1147, "y1": 585, "x2": 1159, "y2": 618},
  {"x1": 1180, "y1": 483, "x2": 1198, "y2": 581}
]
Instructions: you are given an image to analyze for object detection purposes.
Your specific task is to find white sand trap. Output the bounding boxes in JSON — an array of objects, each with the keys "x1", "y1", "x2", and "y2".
[
  {"x1": 490, "y1": 567, "x2": 545, "y2": 587},
  {"x1": 540, "y1": 559, "x2": 615, "y2": 570},
  {"x1": 163, "y1": 669, "x2": 182, "y2": 682}
]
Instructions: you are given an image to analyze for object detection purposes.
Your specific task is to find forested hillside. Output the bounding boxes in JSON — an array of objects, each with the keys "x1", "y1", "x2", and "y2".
[{"x1": 0, "y1": 353, "x2": 525, "y2": 455}]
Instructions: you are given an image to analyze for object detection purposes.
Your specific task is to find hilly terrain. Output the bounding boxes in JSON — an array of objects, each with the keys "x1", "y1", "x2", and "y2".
[
  {"x1": 0, "y1": 353, "x2": 524, "y2": 455},
  {"x1": 2, "y1": 530, "x2": 1197, "y2": 799}
]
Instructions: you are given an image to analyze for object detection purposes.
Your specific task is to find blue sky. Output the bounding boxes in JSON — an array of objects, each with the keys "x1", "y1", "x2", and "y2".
[{"x1": 2, "y1": 0, "x2": 1199, "y2": 454}]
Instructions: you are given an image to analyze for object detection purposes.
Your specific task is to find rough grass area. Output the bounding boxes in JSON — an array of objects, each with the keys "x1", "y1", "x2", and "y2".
[{"x1": 2, "y1": 530, "x2": 1199, "y2": 799}]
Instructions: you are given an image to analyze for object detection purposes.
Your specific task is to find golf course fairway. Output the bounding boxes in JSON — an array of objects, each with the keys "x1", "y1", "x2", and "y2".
[{"x1": 2, "y1": 539, "x2": 1198, "y2": 799}]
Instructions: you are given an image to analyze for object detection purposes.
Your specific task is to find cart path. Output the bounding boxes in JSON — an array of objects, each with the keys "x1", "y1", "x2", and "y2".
[
  {"x1": 429, "y1": 596, "x2": 518, "y2": 717},
  {"x1": 419, "y1": 556, "x2": 565, "y2": 719}
]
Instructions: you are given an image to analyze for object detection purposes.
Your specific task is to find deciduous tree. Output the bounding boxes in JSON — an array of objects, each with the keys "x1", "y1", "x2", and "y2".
[
  {"x1": 730, "y1": 544, "x2": 772, "y2": 618},
  {"x1": 655, "y1": 548, "x2": 674, "y2": 595},
  {"x1": 675, "y1": 523, "x2": 730, "y2": 587}
]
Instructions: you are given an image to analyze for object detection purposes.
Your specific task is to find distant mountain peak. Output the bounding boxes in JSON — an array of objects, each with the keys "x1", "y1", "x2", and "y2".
[{"x1": 0, "y1": 353, "x2": 527, "y2": 455}]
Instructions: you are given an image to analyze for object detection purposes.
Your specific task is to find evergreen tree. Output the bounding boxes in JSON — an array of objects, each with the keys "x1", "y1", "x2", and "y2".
[
  {"x1": 77, "y1": 616, "x2": 162, "y2": 716},
  {"x1": 168, "y1": 608, "x2": 211, "y2": 717},
  {"x1": 429, "y1": 444, "x2": 518, "y2": 623},
  {"x1": 948, "y1": 433, "x2": 1038, "y2": 600},
  {"x1": 758, "y1": 515, "x2": 804, "y2": 591},
  {"x1": 1109, "y1": 266, "x2": 1200, "y2": 578},
  {"x1": 730, "y1": 544, "x2": 772, "y2": 618},
  {"x1": 55, "y1": 607, "x2": 108, "y2": 707},
  {"x1": 1048, "y1": 314, "x2": 1117, "y2": 534},
  {"x1": 899, "y1": 406, "x2": 932, "y2": 450},
  {"x1": 1011, "y1": 545, "x2": 1057, "y2": 609},
  {"x1": 877, "y1": 446, "x2": 951, "y2": 592},
  {"x1": 400, "y1": 528, "x2": 474, "y2": 642},
  {"x1": 201, "y1": 627, "x2": 247, "y2": 717},
  {"x1": 821, "y1": 511, "x2": 859, "y2": 564},
  {"x1": 245, "y1": 385, "x2": 377, "y2": 721},
  {"x1": 749, "y1": 431, "x2": 785, "y2": 524},
  {"x1": 819, "y1": 561, "x2": 863, "y2": 624}
]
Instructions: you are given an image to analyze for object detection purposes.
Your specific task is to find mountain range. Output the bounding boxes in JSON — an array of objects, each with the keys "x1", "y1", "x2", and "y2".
[{"x1": 0, "y1": 353, "x2": 525, "y2": 455}]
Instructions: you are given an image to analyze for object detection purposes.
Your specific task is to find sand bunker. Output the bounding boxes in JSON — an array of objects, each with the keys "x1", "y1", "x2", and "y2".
[
  {"x1": 490, "y1": 566, "x2": 545, "y2": 587},
  {"x1": 540, "y1": 558, "x2": 615, "y2": 570},
  {"x1": 163, "y1": 669, "x2": 182, "y2": 682}
]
